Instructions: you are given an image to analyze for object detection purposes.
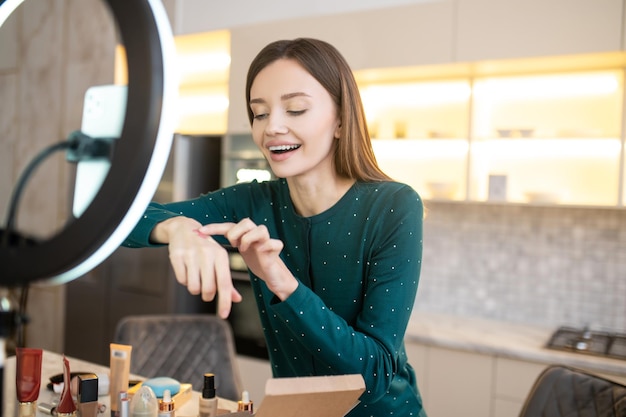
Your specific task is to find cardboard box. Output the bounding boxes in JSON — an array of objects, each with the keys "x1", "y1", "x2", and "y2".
[{"x1": 254, "y1": 374, "x2": 365, "y2": 417}]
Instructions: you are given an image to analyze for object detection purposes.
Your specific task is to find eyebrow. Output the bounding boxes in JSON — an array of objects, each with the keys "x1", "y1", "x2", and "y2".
[{"x1": 249, "y1": 92, "x2": 312, "y2": 105}]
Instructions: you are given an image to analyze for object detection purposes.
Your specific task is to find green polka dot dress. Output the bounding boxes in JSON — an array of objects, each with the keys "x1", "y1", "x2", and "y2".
[{"x1": 124, "y1": 179, "x2": 426, "y2": 416}]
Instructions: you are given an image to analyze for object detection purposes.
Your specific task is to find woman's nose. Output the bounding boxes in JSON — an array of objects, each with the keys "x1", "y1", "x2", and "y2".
[{"x1": 264, "y1": 112, "x2": 289, "y2": 136}]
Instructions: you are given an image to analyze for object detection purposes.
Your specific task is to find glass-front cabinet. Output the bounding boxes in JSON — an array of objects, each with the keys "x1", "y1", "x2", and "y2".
[
  {"x1": 356, "y1": 52, "x2": 626, "y2": 207},
  {"x1": 361, "y1": 78, "x2": 471, "y2": 201}
]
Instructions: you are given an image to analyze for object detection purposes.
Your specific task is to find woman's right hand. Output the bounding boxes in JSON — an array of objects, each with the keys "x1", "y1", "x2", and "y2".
[{"x1": 151, "y1": 216, "x2": 242, "y2": 318}]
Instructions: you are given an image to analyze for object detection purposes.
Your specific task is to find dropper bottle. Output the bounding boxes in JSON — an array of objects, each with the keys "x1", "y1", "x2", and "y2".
[
  {"x1": 158, "y1": 389, "x2": 175, "y2": 417},
  {"x1": 199, "y1": 373, "x2": 218, "y2": 417}
]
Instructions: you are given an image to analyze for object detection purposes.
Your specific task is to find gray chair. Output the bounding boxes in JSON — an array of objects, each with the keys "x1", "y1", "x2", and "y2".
[
  {"x1": 519, "y1": 365, "x2": 626, "y2": 417},
  {"x1": 114, "y1": 314, "x2": 243, "y2": 401}
]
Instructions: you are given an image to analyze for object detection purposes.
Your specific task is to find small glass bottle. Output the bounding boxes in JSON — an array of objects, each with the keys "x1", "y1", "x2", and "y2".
[
  {"x1": 199, "y1": 373, "x2": 218, "y2": 417},
  {"x1": 158, "y1": 389, "x2": 175, "y2": 417}
]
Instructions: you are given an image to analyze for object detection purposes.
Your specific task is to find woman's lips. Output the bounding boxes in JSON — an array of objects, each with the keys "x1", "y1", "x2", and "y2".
[
  {"x1": 268, "y1": 144, "x2": 301, "y2": 154},
  {"x1": 267, "y1": 144, "x2": 301, "y2": 161}
]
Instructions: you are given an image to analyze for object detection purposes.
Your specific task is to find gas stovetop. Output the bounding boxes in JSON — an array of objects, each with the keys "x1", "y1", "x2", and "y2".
[{"x1": 546, "y1": 326, "x2": 626, "y2": 361}]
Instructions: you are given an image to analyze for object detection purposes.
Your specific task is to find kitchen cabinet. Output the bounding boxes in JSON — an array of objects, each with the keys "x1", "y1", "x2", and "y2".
[
  {"x1": 493, "y1": 358, "x2": 546, "y2": 417},
  {"x1": 406, "y1": 341, "x2": 626, "y2": 417},
  {"x1": 425, "y1": 346, "x2": 494, "y2": 417},
  {"x1": 455, "y1": 0, "x2": 623, "y2": 62},
  {"x1": 405, "y1": 343, "x2": 494, "y2": 417},
  {"x1": 357, "y1": 52, "x2": 626, "y2": 207},
  {"x1": 469, "y1": 67, "x2": 624, "y2": 205}
]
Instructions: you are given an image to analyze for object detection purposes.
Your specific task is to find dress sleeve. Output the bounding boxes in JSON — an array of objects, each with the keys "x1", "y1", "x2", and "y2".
[
  {"x1": 121, "y1": 185, "x2": 245, "y2": 248},
  {"x1": 122, "y1": 202, "x2": 183, "y2": 248},
  {"x1": 269, "y1": 185, "x2": 423, "y2": 403}
]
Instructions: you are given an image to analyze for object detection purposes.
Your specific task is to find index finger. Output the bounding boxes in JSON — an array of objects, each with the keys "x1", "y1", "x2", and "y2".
[{"x1": 197, "y1": 222, "x2": 237, "y2": 237}]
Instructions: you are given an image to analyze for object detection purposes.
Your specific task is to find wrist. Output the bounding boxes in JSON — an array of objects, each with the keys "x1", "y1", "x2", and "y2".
[
  {"x1": 150, "y1": 216, "x2": 190, "y2": 244},
  {"x1": 274, "y1": 278, "x2": 299, "y2": 302}
]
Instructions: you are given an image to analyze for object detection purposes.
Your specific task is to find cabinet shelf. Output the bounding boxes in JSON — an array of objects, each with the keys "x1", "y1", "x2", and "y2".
[{"x1": 359, "y1": 52, "x2": 626, "y2": 207}]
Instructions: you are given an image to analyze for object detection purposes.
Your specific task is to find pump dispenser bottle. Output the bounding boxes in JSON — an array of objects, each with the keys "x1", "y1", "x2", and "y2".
[{"x1": 198, "y1": 373, "x2": 218, "y2": 417}]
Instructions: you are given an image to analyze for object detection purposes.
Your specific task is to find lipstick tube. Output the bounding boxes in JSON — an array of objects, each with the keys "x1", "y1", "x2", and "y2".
[{"x1": 15, "y1": 347, "x2": 43, "y2": 417}]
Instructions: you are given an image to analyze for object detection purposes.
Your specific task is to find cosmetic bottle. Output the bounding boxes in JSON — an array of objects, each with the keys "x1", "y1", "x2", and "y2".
[
  {"x1": 157, "y1": 389, "x2": 175, "y2": 417},
  {"x1": 237, "y1": 390, "x2": 254, "y2": 414},
  {"x1": 77, "y1": 374, "x2": 99, "y2": 417},
  {"x1": 198, "y1": 373, "x2": 218, "y2": 417}
]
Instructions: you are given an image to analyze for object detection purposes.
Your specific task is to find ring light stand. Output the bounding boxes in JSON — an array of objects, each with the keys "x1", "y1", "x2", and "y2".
[{"x1": 0, "y1": 0, "x2": 177, "y2": 408}]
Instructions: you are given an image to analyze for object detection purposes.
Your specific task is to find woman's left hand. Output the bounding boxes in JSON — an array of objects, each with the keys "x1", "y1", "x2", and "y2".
[{"x1": 198, "y1": 218, "x2": 299, "y2": 300}]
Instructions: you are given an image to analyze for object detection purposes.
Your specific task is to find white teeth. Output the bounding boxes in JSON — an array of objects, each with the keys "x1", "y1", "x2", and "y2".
[{"x1": 268, "y1": 144, "x2": 300, "y2": 152}]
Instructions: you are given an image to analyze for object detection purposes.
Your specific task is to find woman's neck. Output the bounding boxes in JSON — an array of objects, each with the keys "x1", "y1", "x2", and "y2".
[{"x1": 287, "y1": 174, "x2": 355, "y2": 217}]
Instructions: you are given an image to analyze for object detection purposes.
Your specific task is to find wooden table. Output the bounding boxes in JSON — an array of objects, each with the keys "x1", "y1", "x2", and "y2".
[{"x1": 3, "y1": 350, "x2": 238, "y2": 416}]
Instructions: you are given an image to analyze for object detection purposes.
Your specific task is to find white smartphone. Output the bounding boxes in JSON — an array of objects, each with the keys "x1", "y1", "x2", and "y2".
[{"x1": 72, "y1": 84, "x2": 127, "y2": 218}]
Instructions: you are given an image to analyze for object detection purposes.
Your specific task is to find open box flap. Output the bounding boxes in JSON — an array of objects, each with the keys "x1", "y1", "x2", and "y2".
[{"x1": 255, "y1": 374, "x2": 365, "y2": 417}]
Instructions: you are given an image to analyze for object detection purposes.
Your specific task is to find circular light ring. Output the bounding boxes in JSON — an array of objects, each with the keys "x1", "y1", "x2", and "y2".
[{"x1": 0, "y1": 0, "x2": 177, "y2": 286}]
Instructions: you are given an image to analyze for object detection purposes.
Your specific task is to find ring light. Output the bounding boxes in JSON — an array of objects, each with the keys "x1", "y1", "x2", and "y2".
[{"x1": 0, "y1": 0, "x2": 177, "y2": 286}]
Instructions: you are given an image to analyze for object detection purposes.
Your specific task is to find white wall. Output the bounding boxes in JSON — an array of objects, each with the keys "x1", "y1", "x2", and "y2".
[{"x1": 169, "y1": 0, "x2": 441, "y2": 34}]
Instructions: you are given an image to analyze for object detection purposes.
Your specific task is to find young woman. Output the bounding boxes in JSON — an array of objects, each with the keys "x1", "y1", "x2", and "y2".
[{"x1": 124, "y1": 38, "x2": 426, "y2": 416}]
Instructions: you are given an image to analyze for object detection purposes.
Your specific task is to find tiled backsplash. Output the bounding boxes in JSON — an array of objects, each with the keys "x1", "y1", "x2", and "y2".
[{"x1": 415, "y1": 201, "x2": 626, "y2": 332}]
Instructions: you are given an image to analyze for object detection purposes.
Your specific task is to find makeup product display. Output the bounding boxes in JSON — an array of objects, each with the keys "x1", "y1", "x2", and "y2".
[
  {"x1": 57, "y1": 356, "x2": 77, "y2": 417},
  {"x1": 130, "y1": 385, "x2": 158, "y2": 417},
  {"x1": 198, "y1": 373, "x2": 218, "y2": 417},
  {"x1": 15, "y1": 347, "x2": 43, "y2": 417},
  {"x1": 77, "y1": 373, "x2": 99, "y2": 417},
  {"x1": 157, "y1": 389, "x2": 175, "y2": 417},
  {"x1": 109, "y1": 343, "x2": 132, "y2": 416},
  {"x1": 237, "y1": 391, "x2": 253, "y2": 414}
]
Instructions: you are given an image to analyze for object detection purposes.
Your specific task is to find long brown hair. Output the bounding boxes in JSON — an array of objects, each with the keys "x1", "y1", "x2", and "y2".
[{"x1": 245, "y1": 38, "x2": 392, "y2": 182}]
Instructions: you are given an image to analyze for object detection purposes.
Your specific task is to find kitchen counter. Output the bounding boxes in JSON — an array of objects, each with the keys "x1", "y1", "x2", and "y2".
[{"x1": 406, "y1": 311, "x2": 626, "y2": 377}]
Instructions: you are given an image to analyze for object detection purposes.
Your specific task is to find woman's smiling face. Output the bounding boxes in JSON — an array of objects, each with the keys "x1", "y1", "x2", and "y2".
[{"x1": 248, "y1": 58, "x2": 341, "y2": 180}]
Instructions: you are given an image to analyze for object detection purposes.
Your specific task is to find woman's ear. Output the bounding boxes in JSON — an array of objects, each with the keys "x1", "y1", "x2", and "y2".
[{"x1": 334, "y1": 121, "x2": 342, "y2": 139}]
